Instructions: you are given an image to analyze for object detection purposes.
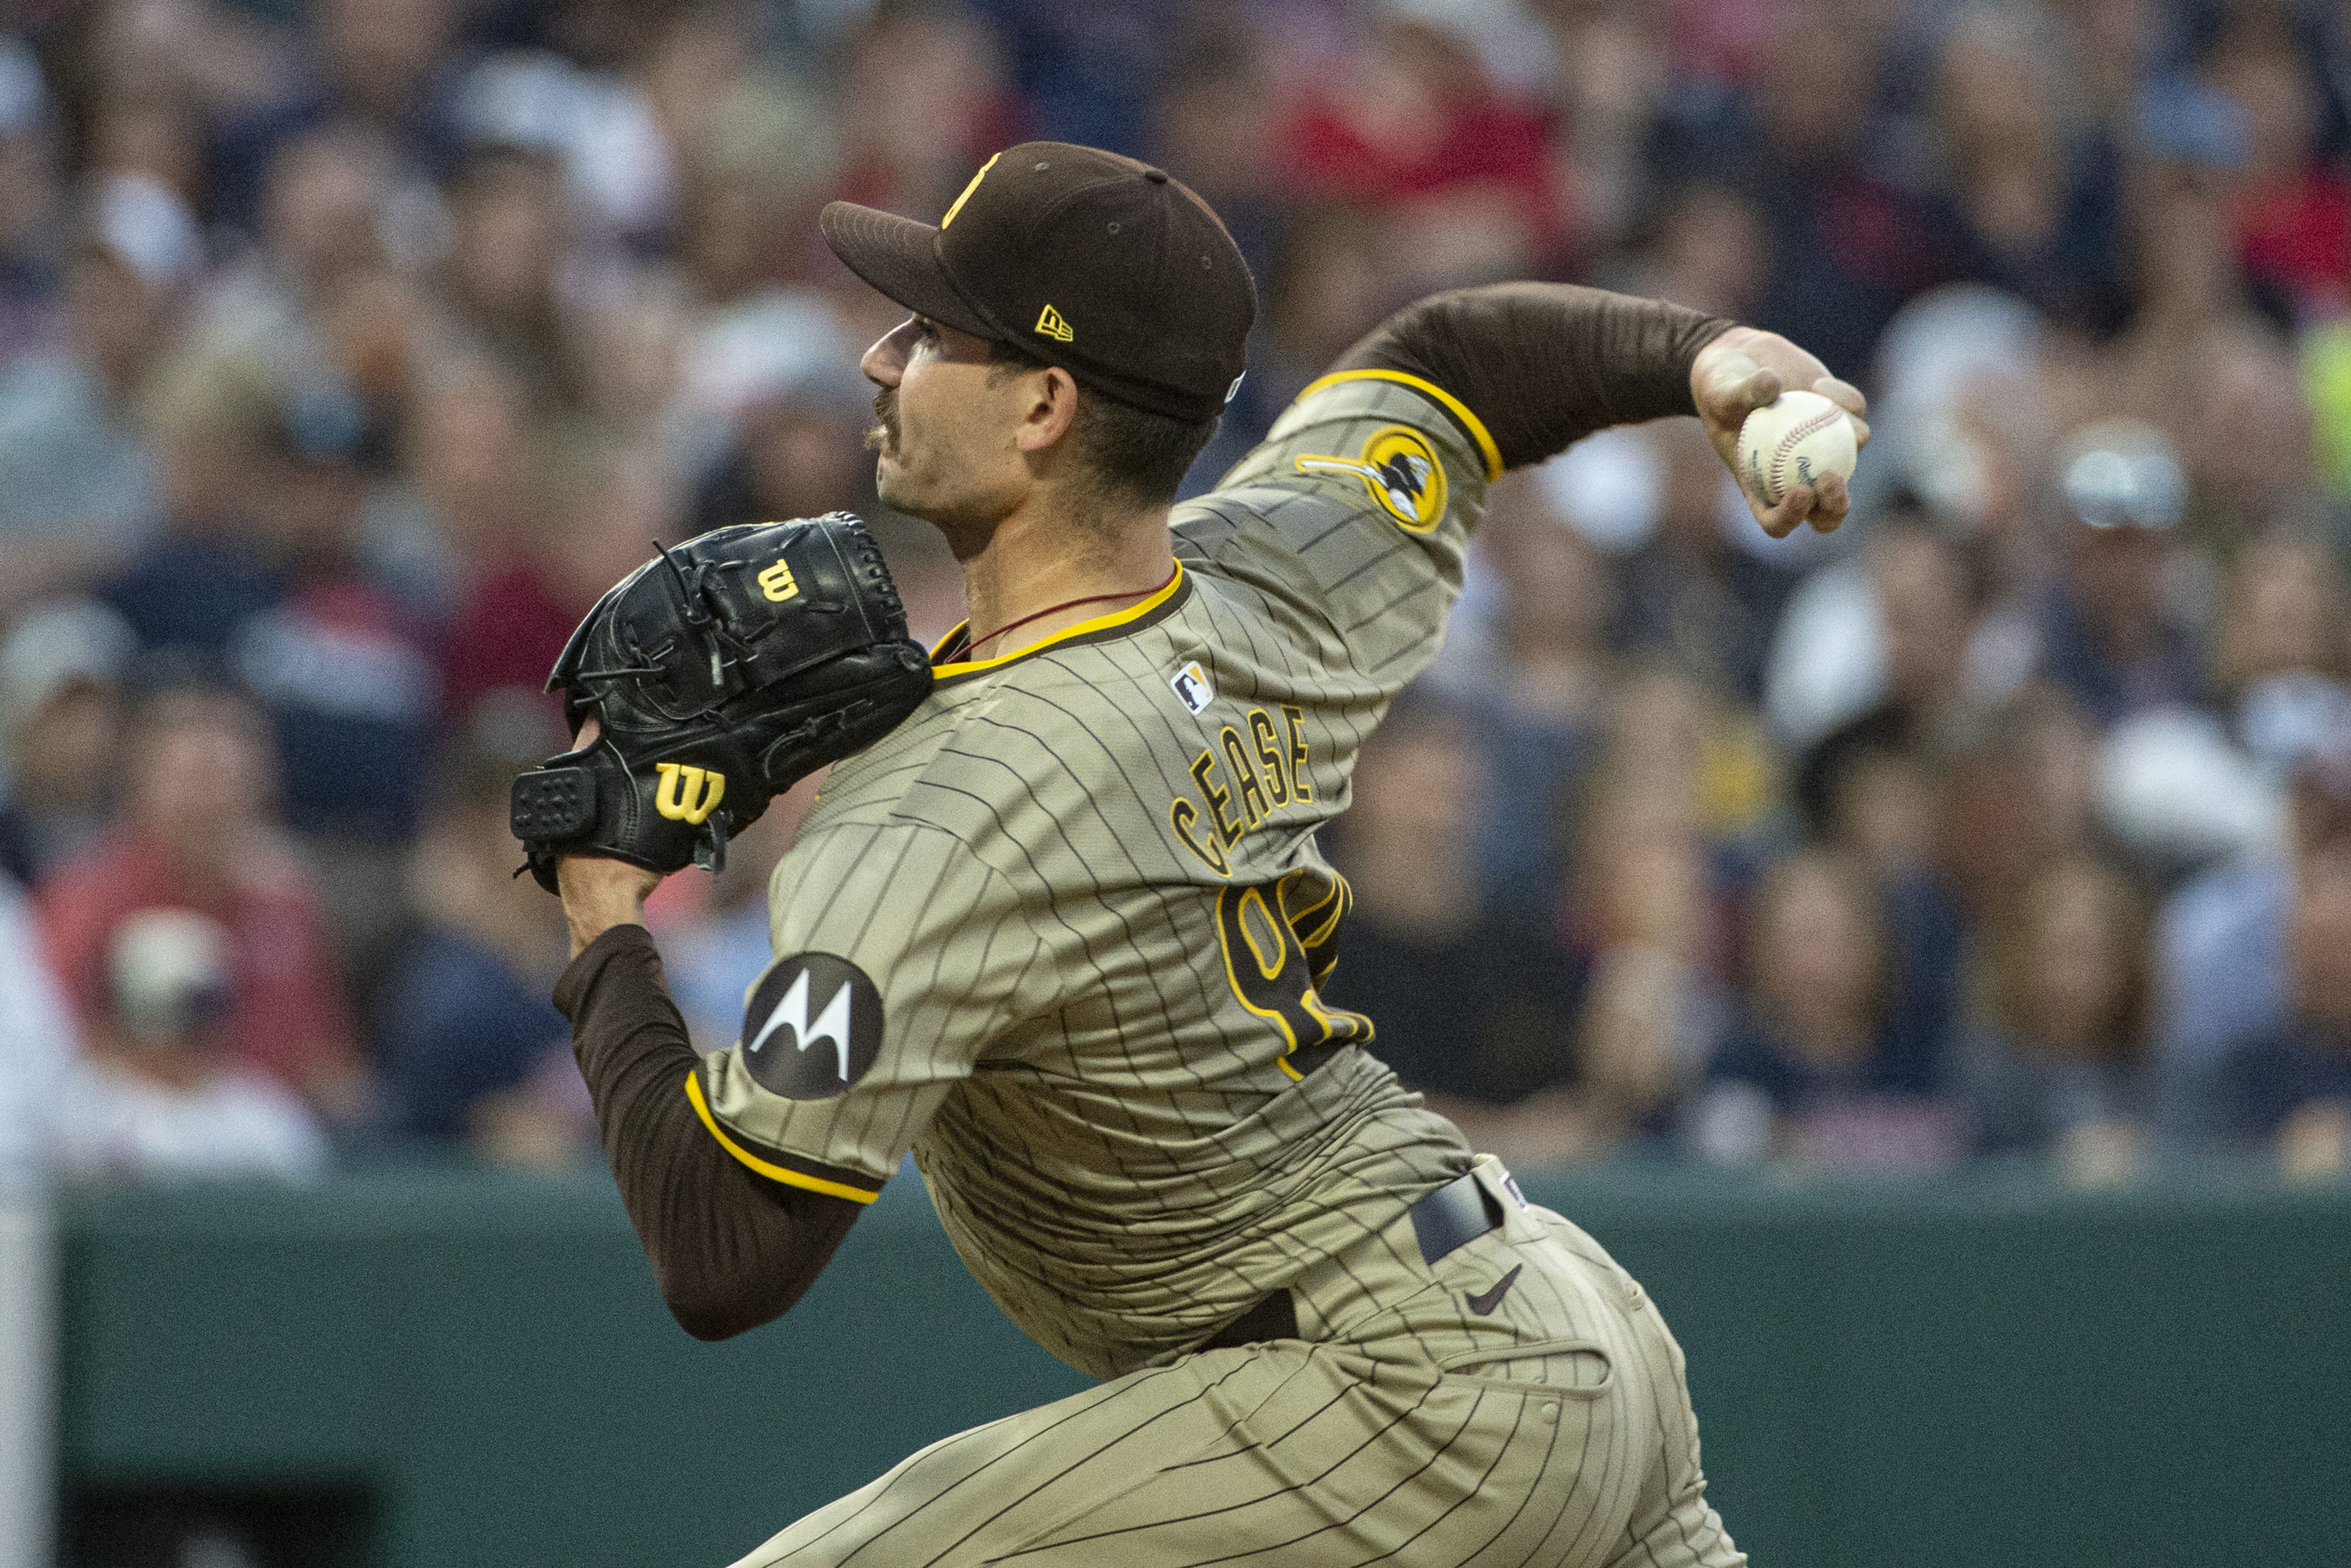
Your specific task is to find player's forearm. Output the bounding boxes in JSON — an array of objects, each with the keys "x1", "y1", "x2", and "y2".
[
  {"x1": 1332, "y1": 283, "x2": 1734, "y2": 470},
  {"x1": 553, "y1": 925, "x2": 861, "y2": 1340}
]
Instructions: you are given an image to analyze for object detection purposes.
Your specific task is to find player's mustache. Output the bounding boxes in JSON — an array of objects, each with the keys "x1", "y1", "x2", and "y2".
[{"x1": 866, "y1": 388, "x2": 899, "y2": 454}]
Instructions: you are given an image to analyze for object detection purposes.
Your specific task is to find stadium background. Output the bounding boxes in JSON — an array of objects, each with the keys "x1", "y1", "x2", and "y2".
[{"x1": 0, "y1": 0, "x2": 2348, "y2": 1563}]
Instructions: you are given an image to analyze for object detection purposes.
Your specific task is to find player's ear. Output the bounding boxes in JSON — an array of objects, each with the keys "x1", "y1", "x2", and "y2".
[{"x1": 1013, "y1": 365, "x2": 1081, "y2": 455}]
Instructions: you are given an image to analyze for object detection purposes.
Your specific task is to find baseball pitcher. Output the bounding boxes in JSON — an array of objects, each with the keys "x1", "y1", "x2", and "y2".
[{"x1": 524, "y1": 142, "x2": 1863, "y2": 1566}]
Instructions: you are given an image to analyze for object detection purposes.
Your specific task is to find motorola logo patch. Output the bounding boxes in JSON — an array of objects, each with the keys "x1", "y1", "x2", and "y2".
[{"x1": 740, "y1": 953, "x2": 884, "y2": 1100}]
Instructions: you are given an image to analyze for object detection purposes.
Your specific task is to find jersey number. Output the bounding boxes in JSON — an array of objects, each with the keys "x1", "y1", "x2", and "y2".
[{"x1": 1214, "y1": 873, "x2": 1371, "y2": 1082}]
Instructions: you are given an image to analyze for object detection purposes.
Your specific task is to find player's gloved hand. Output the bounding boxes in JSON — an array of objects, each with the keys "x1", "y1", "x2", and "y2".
[
  {"x1": 509, "y1": 513, "x2": 934, "y2": 895},
  {"x1": 1691, "y1": 325, "x2": 1870, "y2": 539}
]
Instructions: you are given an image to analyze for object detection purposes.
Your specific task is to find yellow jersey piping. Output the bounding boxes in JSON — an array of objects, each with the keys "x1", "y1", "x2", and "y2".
[
  {"x1": 931, "y1": 562, "x2": 1187, "y2": 679},
  {"x1": 1294, "y1": 370, "x2": 1505, "y2": 482},
  {"x1": 682, "y1": 1071, "x2": 883, "y2": 1204}
]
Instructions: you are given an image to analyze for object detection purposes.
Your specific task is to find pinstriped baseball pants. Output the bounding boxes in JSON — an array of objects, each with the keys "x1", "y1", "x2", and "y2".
[{"x1": 734, "y1": 1157, "x2": 1744, "y2": 1567}]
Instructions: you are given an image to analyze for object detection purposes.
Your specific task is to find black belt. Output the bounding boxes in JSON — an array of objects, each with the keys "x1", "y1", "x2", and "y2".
[{"x1": 1196, "y1": 1170, "x2": 1504, "y2": 1352}]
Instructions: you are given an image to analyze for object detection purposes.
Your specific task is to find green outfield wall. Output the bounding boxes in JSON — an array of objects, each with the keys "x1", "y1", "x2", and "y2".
[{"x1": 54, "y1": 1162, "x2": 2351, "y2": 1567}]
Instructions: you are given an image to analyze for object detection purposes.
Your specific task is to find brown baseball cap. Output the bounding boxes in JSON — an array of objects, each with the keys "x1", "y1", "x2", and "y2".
[{"x1": 820, "y1": 142, "x2": 1256, "y2": 423}]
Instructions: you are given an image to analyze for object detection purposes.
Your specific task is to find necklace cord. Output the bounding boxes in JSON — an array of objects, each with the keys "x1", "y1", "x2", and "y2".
[{"x1": 963, "y1": 564, "x2": 1178, "y2": 658}]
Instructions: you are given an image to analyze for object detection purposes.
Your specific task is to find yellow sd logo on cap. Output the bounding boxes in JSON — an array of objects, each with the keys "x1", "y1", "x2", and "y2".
[
  {"x1": 1293, "y1": 426, "x2": 1448, "y2": 534},
  {"x1": 654, "y1": 763, "x2": 726, "y2": 824},
  {"x1": 940, "y1": 152, "x2": 1001, "y2": 229}
]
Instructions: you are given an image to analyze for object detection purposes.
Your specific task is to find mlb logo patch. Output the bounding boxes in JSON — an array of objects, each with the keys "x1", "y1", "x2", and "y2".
[{"x1": 1170, "y1": 661, "x2": 1214, "y2": 715}]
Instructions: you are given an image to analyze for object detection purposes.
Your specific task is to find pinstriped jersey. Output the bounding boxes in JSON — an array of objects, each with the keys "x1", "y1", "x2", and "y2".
[{"x1": 696, "y1": 372, "x2": 1501, "y2": 1379}]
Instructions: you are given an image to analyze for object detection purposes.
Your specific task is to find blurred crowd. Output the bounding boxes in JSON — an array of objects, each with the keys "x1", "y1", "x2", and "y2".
[{"x1": 1, "y1": 0, "x2": 2349, "y2": 1187}]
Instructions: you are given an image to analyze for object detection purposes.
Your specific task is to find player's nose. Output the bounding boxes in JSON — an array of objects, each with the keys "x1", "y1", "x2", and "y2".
[{"x1": 861, "y1": 319, "x2": 915, "y2": 387}]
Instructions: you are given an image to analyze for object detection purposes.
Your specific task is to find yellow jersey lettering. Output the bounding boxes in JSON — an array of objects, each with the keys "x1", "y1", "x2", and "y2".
[
  {"x1": 1213, "y1": 880, "x2": 1371, "y2": 1081},
  {"x1": 1170, "y1": 797, "x2": 1230, "y2": 876},
  {"x1": 1220, "y1": 726, "x2": 1269, "y2": 828},
  {"x1": 1191, "y1": 748, "x2": 1243, "y2": 846},
  {"x1": 1282, "y1": 705, "x2": 1313, "y2": 802},
  {"x1": 1248, "y1": 709, "x2": 1290, "y2": 807}
]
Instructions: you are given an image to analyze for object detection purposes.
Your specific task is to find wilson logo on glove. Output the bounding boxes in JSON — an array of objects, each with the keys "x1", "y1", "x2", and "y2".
[
  {"x1": 653, "y1": 763, "x2": 726, "y2": 824},
  {"x1": 508, "y1": 514, "x2": 934, "y2": 895}
]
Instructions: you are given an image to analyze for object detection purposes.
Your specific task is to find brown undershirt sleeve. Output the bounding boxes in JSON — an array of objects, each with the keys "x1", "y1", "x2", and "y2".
[
  {"x1": 552, "y1": 923, "x2": 863, "y2": 1341},
  {"x1": 1330, "y1": 283, "x2": 1736, "y2": 472}
]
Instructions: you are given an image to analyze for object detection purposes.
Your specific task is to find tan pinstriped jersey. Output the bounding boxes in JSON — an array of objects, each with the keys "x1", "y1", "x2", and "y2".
[{"x1": 694, "y1": 372, "x2": 1502, "y2": 1379}]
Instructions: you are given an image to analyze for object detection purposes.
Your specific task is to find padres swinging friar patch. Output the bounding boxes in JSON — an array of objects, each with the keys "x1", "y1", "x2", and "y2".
[{"x1": 741, "y1": 953, "x2": 884, "y2": 1100}]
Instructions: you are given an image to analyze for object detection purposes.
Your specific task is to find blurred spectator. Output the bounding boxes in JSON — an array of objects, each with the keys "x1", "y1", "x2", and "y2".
[
  {"x1": 1326, "y1": 697, "x2": 1594, "y2": 1168},
  {"x1": 1653, "y1": 2, "x2": 1959, "y2": 377},
  {"x1": 2156, "y1": 717, "x2": 2351, "y2": 1140},
  {"x1": 0, "y1": 599, "x2": 134, "y2": 886},
  {"x1": 1454, "y1": 473, "x2": 1614, "y2": 916},
  {"x1": 50, "y1": 905, "x2": 328, "y2": 1181},
  {"x1": 223, "y1": 389, "x2": 441, "y2": 966},
  {"x1": 442, "y1": 422, "x2": 682, "y2": 736},
  {"x1": 689, "y1": 382, "x2": 872, "y2": 535},
  {"x1": 1557, "y1": 669, "x2": 1743, "y2": 1147},
  {"x1": 37, "y1": 682, "x2": 364, "y2": 1117},
  {"x1": 0, "y1": 179, "x2": 198, "y2": 615},
  {"x1": 670, "y1": 74, "x2": 854, "y2": 470},
  {"x1": 2207, "y1": 11, "x2": 2351, "y2": 317},
  {"x1": 206, "y1": 0, "x2": 468, "y2": 232},
  {"x1": 2216, "y1": 844, "x2": 2351, "y2": 1179},
  {"x1": 1620, "y1": 181, "x2": 1770, "y2": 324},
  {"x1": 440, "y1": 142, "x2": 586, "y2": 411},
  {"x1": 1921, "y1": 8, "x2": 2128, "y2": 333},
  {"x1": 2215, "y1": 536, "x2": 2351, "y2": 771},
  {"x1": 979, "y1": 0, "x2": 1182, "y2": 154},
  {"x1": 1851, "y1": 283, "x2": 2052, "y2": 623},
  {"x1": 451, "y1": 25, "x2": 673, "y2": 250},
  {"x1": 1767, "y1": 509, "x2": 1980, "y2": 755},
  {"x1": 2038, "y1": 419, "x2": 2206, "y2": 726},
  {"x1": 95, "y1": 346, "x2": 285, "y2": 656},
  {"x1": 2172, "y1": 321, "x2": 2328, "y2": 552},
  {"x1": 1280, "y1": 5, "x2": 1565, "y2": 291},
  {"x1": 1688, "y1": 846, "x2": 1964, "y2": 1172},
  {"x1": 371, "y1": 705, "x2": 591, "y2": 1166},
  {"x1": 0, "y1": 39, "x2": 60, "y2": 364},
  {"x1": 408, "y1": 361, "x2": 571, "y2": 726},
  {"x1": 1588, "y1": 417, "x2": 1795, "y2": 707},
  {"x1": 1935, "y1": 688, "x2": 2102, "y2": 920},
  {"x1": 190, "y1": 122, "x2": 402, "y2": 408},
  {"x1": 1786, "y1": 517, "x2": 1981, "y2": 795},
  {"x1": 1955, "y1": 853, "x2": 2153, "y2": 1180}
]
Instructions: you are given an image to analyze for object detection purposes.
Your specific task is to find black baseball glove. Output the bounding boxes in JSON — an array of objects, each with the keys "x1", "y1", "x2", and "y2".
[{"x1": 509, "y1": 514, "x2": 933, "y2": 894}]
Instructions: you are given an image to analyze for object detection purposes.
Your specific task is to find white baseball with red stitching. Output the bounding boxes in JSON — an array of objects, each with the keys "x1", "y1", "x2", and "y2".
[{"x1": 1736, "y1": 389, "x2": 1857, "y2": 505}]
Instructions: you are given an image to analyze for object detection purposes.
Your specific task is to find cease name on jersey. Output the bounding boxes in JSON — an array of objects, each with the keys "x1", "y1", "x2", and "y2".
[{"x1": 1170, "y1": 703, "x2": 1312, "y2": 877}]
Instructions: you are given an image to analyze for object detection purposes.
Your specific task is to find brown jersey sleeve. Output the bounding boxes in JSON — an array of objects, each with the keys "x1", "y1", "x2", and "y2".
[
  {"x1": 553, "y1": 923, "x2": 862, "y2": 1341},
  {"x1": 1331, "y1": 283, "x2": 1734, "y2": 471}
]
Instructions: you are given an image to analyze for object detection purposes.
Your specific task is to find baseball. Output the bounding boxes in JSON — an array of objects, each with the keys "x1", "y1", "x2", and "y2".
[{"x1": 1736, "y1": 389, "x2": 1858, "y2": 505}]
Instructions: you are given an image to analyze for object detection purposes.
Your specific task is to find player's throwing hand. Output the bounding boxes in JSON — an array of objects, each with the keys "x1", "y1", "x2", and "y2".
[{"x1": 1691, "y1": 325, "x2": 1870, "y2": 539}]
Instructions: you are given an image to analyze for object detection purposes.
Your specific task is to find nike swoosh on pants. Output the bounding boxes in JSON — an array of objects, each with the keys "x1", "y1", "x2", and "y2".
[{"x1": 1464, "y1": 1263, "x2": 1523, "y2": 1317}]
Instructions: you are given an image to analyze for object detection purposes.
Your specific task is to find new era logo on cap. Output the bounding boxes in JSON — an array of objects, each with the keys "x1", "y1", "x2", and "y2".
[{"x1": 1036, "y1": 304, "x2": 1074, "y2": 342}]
